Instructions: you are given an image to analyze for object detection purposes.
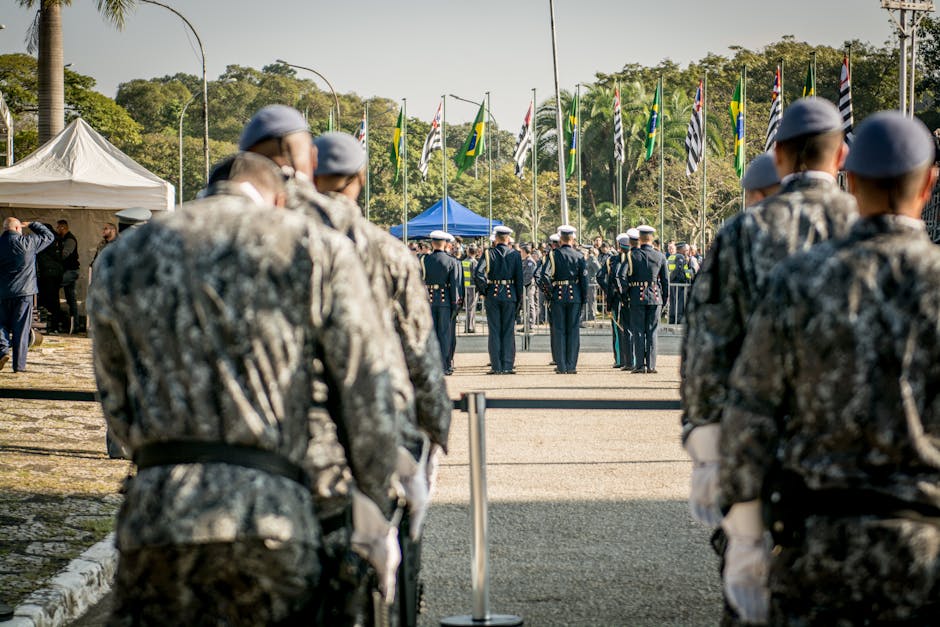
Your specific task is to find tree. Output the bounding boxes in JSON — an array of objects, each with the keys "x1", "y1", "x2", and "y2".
[{"x1": 16, "y1": 0, "x2": 135, "y2": 143}]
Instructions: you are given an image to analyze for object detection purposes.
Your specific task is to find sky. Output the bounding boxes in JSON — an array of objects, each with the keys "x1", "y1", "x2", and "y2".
[{"x1": 0, "y1": 0, "x2": 926, "y2": 131}]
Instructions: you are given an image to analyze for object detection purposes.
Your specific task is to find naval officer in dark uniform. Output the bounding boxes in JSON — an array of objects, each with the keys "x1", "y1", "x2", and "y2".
[
  {"x1": 474, "y1": 225, "x2": 523, "y2": 374},
  {"x1": 422, "y1": 230, "x2": 461, "y2": 375},
  {"x1": 622, "y1": 224, "x2": 668, "y2": 373},
  {"x1": 540, "y1": 225, "x2": 587, "y2": 374}
]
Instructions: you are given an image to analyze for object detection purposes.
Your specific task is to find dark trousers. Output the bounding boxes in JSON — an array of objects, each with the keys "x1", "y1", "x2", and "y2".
[
  {"x1": 60, "y1": 269, "x2": 79, "y2": 328},
  {"x1": 616, "y1": 302, "x2": 633, "y2": 369},
  {"x1": 630, "y1": 304, "x2": 661, "y2": 370},
  {"x1": 0, "y1": 296, "x2": 33, "y2": 372},
  {"x1": 609, "y1": 298, "x2": 622, "y2": 366},
  {"x1": 485, "y1": 299, "x2": 516, "y2": 372},
  {"x1": 550, "y1": 301, "x2": 581, "y2": 372},
  {"x1": 430, "y1": 306, "x2": 453, "y2": 371}
]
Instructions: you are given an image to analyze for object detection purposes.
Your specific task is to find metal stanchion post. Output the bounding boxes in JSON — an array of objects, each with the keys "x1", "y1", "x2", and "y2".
[{"x1": 441, "y1": 393, "x2": 523, "y2": 627}]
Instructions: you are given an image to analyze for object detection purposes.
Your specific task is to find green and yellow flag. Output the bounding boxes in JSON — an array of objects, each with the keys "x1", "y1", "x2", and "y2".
[
  {"x1": 644, "y1": 80, "x2": 662, "y2": 161},
  {"x1": 390, "y1": 107, "x2": 404, "y2": 183},
  {"x1": 564, "y1": 90, "x2": 579, "y2": 178},
  {"x1": 729, "y1": 76, "x2": 745, "y2": 178},
  {"x1": 802, "y1": 63, "x2": 815, "y2": 98},
  {"x1": 454, "y1": 102, "x2": 486, "y2": 177}
]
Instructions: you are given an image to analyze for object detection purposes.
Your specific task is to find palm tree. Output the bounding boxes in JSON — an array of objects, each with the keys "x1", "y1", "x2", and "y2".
[{"x1": 18, "y1": 1, "x2": 134, "y2": 143}]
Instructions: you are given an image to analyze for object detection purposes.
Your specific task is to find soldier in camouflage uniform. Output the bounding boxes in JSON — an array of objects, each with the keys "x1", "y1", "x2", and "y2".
[
  {"x1": 680, "y1": 99, "x2": 858, "y2": 624},
  {"x1": 720, "y1": 111, "x2": 940, "y2": 624},
  {"x1": 88, "y1": 152, "x2": 401, "y2": 625}
]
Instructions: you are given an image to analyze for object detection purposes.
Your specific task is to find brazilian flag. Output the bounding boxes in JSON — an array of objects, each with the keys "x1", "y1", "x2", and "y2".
[
  {"x1": 455, "y1": 102, "x2": 486, "y2": 177},
  {"x1": 564, "y1": 91, "x2": 579, "y2": 178},
  {"x1": 802, "y1": 63, "x2": 815, "y2": 98},
  {"x1": 645, "y1": 81, "x2": 662, "y2": 161},
  {"x1": 729, "y1": 76, "x2": 746, "y2": 178},
  {"x1": 390, "y1": 107, "x2": 404, "y2": 183}
]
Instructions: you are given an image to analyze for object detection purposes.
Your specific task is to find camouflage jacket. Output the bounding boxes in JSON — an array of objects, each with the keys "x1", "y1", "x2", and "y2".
[
  {"x1": 289, "y1": 182, "x2": 452, "y2": 453},
  {"x1": 681, "y1": 173, "x2": 858, "y2": 438},
  {"x1": 720, "y1": 214, "x2": 940, "y2": 509},
  {"x1": 88, "y1": 194, "x2": 399, "y2": 551}
]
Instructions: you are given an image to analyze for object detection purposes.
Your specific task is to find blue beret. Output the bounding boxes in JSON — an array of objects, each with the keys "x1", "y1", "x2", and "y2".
[
  {"x1": 741, "y1": 152, "x2": 781, "y2": 191},
  {"x1": 314, "y1": 132, "x2": 366, "y2": 176},
  {"x1": 239, "y1": 105, "x2": 309, "y2": 150},
  {"x1": 775, "y1": 98, "x2": 843, "y2": 143},
  {"x1": 844, "y1": 111, "x2": 935, "y2": 179}
]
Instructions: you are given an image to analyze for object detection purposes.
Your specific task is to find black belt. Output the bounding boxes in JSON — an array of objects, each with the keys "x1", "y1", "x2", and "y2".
[
  {"x1": 803, "y1": 488, "x2": 940, "y2": 521},
  {"x1": 135, "y1": 440, "x2": 308, "y2": 487},
  {"x1": 488, "y1": 280, "x2": 512, "y2": 285}
]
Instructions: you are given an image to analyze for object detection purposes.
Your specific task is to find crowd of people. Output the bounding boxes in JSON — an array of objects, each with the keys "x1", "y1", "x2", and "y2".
[{"x1": 2, "y1": 95, "x2": 939, "y2": 626}]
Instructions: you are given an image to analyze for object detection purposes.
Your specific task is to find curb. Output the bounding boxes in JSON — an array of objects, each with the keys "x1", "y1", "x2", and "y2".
[{"x1": 7, "y1": 534, "x2": 117, "y2": 627}]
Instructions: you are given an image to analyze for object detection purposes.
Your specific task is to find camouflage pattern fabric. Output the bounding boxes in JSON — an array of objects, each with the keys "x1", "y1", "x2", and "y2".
[
  {"x1": 109, "y1": 539, "x2": 320, "y2": 627},
  {"x1": 88, "y1": 193, "x2": 400, "y2": 552},
  {"x1": 721, "y1": 215, "x2": 940, "y2": 621},
  {"x1": 289, "y1": 182, "x2": 452, "y2": 454},
  {"x1": 681, "y1": 174, "x2": 858, "y2": 438}
]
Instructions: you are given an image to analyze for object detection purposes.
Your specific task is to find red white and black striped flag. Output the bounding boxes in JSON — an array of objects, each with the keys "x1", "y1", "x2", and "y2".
[
  {"x1": 765, "y1": 66, "x2": 782, "y2": 151},
  {"x1": 513, "y1": 100, "x2": 534, "y2": 179},
  {"x1": 419, "y1": 100, "x2": 443, "y2": 178},
  {"x1": 839, "y1": 54, "x2": 854, "y2": 146},
  {"x1": 355, "y1": 111, "x2": 367, "y2": 150},
  {"x1": 613, "y1": 87, "x2": 625, "y2": 164},
  {"x1": 684, "y1": 80, "x2": 704, "y2": 177}
]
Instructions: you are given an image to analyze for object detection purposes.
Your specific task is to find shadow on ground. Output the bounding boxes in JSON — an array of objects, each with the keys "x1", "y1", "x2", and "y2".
[{"x1": 420, "y1": 498, "x2": 721, "y2": 627}]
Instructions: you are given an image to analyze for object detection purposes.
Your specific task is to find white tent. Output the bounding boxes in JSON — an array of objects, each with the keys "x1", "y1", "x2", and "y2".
[{"x1": 0, "y1": 118, "x2": 175, "y2": 317}]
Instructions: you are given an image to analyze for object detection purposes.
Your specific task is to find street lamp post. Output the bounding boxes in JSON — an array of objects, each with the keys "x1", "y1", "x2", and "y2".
[
  {"x1": 178, "y1": 94, "x2": 195, "y2": 205},
  {"x1": 140, "y1": 0, "x2": 209, "y2": 183},
  {"x1": 276, "y1": 59, "x2": 341, "y2": 129}
]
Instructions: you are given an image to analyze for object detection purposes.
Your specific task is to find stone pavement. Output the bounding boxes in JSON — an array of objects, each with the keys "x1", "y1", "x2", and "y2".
[
  {"x1": 0, "y1": 335, "x2": 129, "y2": 626},
  {"x1": 4, "y1": 332, "x2": 724, "y2": 626}
]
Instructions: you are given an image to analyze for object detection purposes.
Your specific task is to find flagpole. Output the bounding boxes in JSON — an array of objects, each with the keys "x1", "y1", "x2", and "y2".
[
  {"x1": 701, "y1": 72, "x2": 708, "y2": 253},
  {"x1": 741, "y1": 66, "x2": 747, "y2": 212},
  {"x1": 617, "y1": 84, "x2": 623, "y2": 235},
  {"x1": 365, "y1": 104, "x2": 371, "y2": 222},
  {"x1": 442, "y1": 95, "x2": 448, "y2": 231},
  {"x1": 532, "y1": 87, "x2": 538, "y2": 243},
  {"x1": 549, "y1": 0, "x2": 569, "y2": 225},
  {"x1": 811, "y1": 51, "x2": 817, "y2": 98},
  {"x1": 577, "y1": 83, "x2": 583, "y2": 237},
  {"x1": 658, "y1": 76, "x2": 664, "y2": 241},
  {"x1": 780, "y1": 59, "x2": 785, "y2": 111},
  {"x1": 486, "y1": 91, "x2": 493, "y2": 235},
  {"x1": 403, "y1": 98, "x2": 408, "y2": 242}
]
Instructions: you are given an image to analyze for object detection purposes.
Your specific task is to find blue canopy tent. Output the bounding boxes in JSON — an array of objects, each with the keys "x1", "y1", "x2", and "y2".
[{"x1": 389, "y1": 196, "x2": 502, "y2": 239}]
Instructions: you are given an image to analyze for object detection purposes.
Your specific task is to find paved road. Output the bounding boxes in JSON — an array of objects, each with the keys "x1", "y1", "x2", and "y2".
[{"x1": 73, "y1": 344, "x2": 723, "y2": 627}]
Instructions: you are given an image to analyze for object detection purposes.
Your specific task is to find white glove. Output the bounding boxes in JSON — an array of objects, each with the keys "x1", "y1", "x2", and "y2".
[
  {"x1": 426, "y1": 443, "x2": 443, "y2": 500},
  {"x1": 684, "y1": 424, "x2": 723, "y2": 526},
  {"x1": 350, "y1": 489, "x2": 401, "y2": 605},
  {"x1": 721, "y1": 500, "x2": 770, "y2": 624},
  {"x1": 397, "y1": 440, "x2": 430, "y2": 541}
]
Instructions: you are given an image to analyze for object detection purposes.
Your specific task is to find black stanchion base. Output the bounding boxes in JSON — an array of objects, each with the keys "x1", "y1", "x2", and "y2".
[
  {"x1": 0, "y1": 602, "x2": 14, "y2": 621},
  {"x1": 440, "y1": 614, "x2": 523, "y2": 626}
]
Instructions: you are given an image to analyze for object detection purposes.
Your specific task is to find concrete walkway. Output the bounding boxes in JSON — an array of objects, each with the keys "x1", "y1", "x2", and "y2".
[{"x1": 5, "y1": 334, "x2": 723, "y2": 626}]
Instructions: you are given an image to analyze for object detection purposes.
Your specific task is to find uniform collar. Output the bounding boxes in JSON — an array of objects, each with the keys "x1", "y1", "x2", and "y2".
[
  {"x1": 848, "y1": 213, "x2": 927, "y2": 241},
  {"x1": 780, "y1": 170, "x2": 836, "y2": 188}
]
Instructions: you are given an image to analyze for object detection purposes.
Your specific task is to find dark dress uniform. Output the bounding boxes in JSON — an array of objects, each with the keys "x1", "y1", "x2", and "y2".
[
  {"x1": 597, "y1": 249, "x2": 625, "y2": 368},
  {"x1": 622, "y1": 243, "x2": 668, "y2": 372},
  {"x1": 474, "y1": 242, "x2": 523, "y2": 373},
  {"x1": 540, "y1": 244, "x2": 587, "y2": 373},
  {"x1": 422, "y1": 249, "x2": 462, "y2": 374}
]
